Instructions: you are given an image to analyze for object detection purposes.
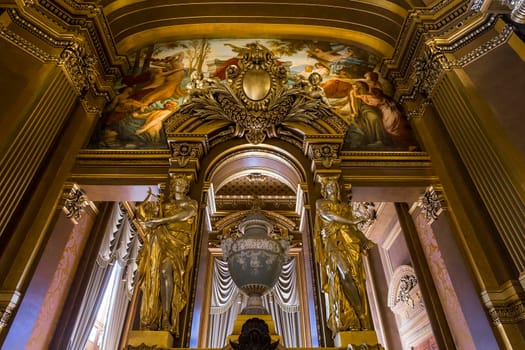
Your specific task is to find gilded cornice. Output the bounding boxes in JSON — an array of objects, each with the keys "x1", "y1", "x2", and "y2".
[
  {"x1": 397, "y1": 15, "x2": 514, "y2": 108},
  {"x1": 382, "y1": 0, "x2": 468, "y2": 79},
  {"x1": 0, "y1": 2, "x2": 129, "y2": 112},
  {"x1": 384, "y1": 0, "x2": 518, "y2": 105},
  {"x1": 482, "y1": 280, "x2": 525, "y2": 326}
]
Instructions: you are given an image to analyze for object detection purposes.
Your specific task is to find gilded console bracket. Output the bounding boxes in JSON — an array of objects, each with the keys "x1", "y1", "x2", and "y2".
[{"x1": 481, "y1": 280, "x2": 525, "y2": 325}]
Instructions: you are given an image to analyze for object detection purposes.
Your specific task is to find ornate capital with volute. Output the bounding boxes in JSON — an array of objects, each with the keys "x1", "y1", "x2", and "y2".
[
  {"x1": 62, "y1": 183, "x2": 91, "y2": 224},
  {"x1": 418, "y1": 185, "x2": 446, "y2": 225}
]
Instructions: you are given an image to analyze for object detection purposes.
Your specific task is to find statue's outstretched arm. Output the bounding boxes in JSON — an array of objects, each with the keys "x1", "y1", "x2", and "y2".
[{"x1": 319, "y1": 209, "x2": 363, "y2": 226}]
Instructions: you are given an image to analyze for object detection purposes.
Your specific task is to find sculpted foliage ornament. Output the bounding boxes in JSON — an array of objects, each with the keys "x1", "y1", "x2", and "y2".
[{"x1": 176, "y1": 42, "x2": 339, "y2": 144}]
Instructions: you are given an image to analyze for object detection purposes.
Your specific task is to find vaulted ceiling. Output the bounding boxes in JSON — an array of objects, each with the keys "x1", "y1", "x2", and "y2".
[{"x1": 101, "y1": 0, "x2": 428, "y2": 56}]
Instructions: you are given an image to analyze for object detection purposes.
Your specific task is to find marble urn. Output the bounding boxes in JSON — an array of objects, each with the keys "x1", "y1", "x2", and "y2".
[{"x1": 221, "y1": 212, "x2": 289, "y2": 314}]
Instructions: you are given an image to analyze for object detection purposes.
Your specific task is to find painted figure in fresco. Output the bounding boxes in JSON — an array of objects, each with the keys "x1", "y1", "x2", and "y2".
[
  {"x1": 132, "y1": 100, "x2": 179, "y2": 143},
  {"x1": 315, "y1": 177, "x2": 373, "y2": 334},
  {"x1": 363, "y1": 71, "x2": 383, "y2": 93},
  {"x1": 349, "y1": 81, "x2": 386, "y2": 147},
  {"x1": 136, "y1": 174, "x2": 198, "y2": 336},
  {"x1": 354, "y1": 88, "x2": 417, "y2": 150},
  {"x1": 133, "y1": 52, "x2": 187, "y2": 109}
]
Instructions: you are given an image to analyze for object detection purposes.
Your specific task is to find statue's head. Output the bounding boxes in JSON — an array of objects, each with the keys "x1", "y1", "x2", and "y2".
[
  {"x1": 169, "y1": 173, "x2": 191, "y2": 196},
  {"x1": 318, "y1": 175, "x2": 341, "y2": 200}
]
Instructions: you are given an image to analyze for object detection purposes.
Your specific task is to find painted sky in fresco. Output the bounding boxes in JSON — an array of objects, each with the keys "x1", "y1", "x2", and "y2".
[{"x1": 88, "y1": 39, "x2": 417, "y2": 151}]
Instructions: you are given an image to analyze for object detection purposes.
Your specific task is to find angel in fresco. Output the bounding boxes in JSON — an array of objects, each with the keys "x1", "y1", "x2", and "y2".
[
  {"x1": 306, "y1": 47, "x2": 354, "y2": 68},
  {"x1": 136, "y1": 174, "x2": 198, "y2": 336},
  {"x1": 315, "y1": 177, "x2": 373, "y2": 334}
]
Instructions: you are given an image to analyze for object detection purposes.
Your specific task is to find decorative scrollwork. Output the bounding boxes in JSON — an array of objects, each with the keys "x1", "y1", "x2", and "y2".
[
  {"x1": 412, "y1": 47, "x2": 445, "y2": 98},
  {"x1": 397, "y1": 274, "x2": 418, "y2": 307},
  {"x1": 59, "y1": 42, "x2": 98, "y2": 98}
]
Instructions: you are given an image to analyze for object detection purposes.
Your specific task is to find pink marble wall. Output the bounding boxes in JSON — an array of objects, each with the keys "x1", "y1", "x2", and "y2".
[
  {"x1": 414, "y1": 210, "x2": 476, "y2": 350},
  {"x1": 26, "y1": 209, "x2": 95, "y2": 349}
]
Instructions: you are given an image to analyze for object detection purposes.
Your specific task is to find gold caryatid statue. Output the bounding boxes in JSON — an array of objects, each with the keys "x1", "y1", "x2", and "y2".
[
  {"x1": 315, "y1": 176, "x2": 373, "y2": 335},
  {"x1": 136, "y1": 174, "x2": 198, "y2": 337}
]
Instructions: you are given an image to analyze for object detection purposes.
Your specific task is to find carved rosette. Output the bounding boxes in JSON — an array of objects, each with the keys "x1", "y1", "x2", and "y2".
[
  {"x1": 418, "y1": 186, "x2": 445, "y2": 224},
  {"x1": 170, "y1": 142, "x2": 204, "y2": 168},
  {"x1": 309, "y1": 143, "x2": 340, "y2": 169}
]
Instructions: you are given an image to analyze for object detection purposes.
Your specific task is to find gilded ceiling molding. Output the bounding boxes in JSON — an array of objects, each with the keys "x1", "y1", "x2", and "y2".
[
  {"x1": 18, "y1": 0, "x2": 127, "y2": 76},
  {"x1": 116, "y1": 23, "x2": 394, "y2": 58},
  {"x1": 393, "y1": 13, "x2": 514, "y2": 105},
  {"x1": 470, "y1": 0, "x2": 525, "y2": 24},
  {"x1": 1, "y1": 3, "x2": 129, "y2": 113},
  {"x1": 382, "y1": 0, "x2": 467, "y2": 82},
  {"x1": 417, "y1": 185, "x2": 445, "y2": 225},
  {"x1": 0, "y1": 17, "x2": 57, "y2": 63}
]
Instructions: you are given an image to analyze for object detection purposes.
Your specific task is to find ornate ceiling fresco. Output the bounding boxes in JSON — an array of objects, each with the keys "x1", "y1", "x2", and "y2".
[{"x1": 89, "y1": 38, "x2": 419, "y2": 152}]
